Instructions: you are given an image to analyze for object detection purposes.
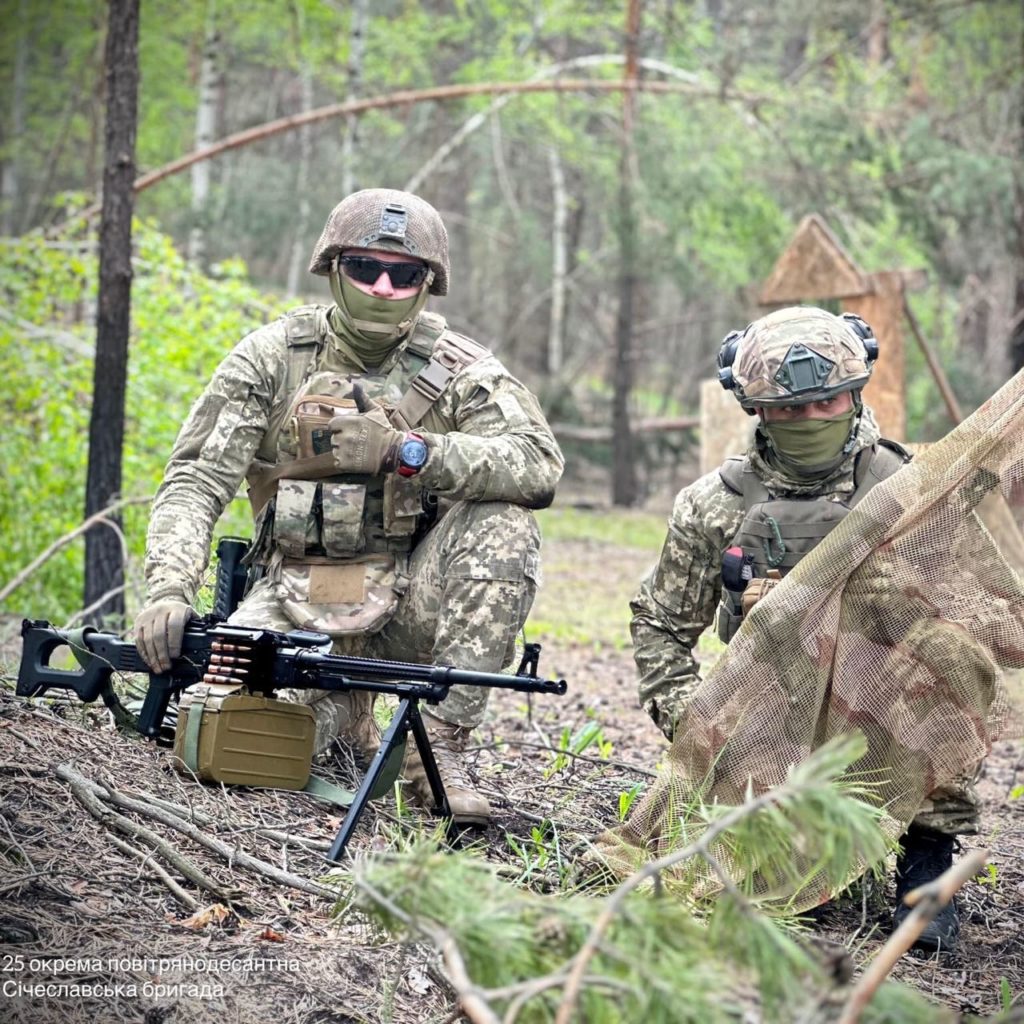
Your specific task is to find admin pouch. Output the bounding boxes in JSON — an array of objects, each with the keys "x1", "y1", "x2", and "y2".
[{"x1": 269, "y1": 551, "x2": 409, "y2": 637}]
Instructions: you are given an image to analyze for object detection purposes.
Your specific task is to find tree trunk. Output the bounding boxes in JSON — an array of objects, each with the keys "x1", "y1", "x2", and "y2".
[
  {"x1": 286, "y1": 0, "x2": 314, "y2": 295},
  {"x1": 867, "y1": 0, "x2": 889, "y2": 66},
  {"x1": 84, "y1": 0, "x2": 139, "y2": 623},
  {"x1": 611, "y1": 0, "x2": 642, "y2": 507},
  {"x1": 188, "y1": 0, "x2": 220, "y2": 265},
  {"x1": 1, "y1": 0, "x2": 28, "y2": 235},
  {"x1": 547, "y1": 146, "x2": 568, "y2": 376},
  {"x1": 341, "y1": 0, "x2": 368, "y2": 197}
]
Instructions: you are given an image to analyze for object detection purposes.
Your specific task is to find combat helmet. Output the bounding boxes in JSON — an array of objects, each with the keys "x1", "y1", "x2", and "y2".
[
  {"x1": 308, "y1": 188, "x2": 450, "y2": 296},
  {"x1": 717, "y1": 306, "x2": 878, "y2": 414}
]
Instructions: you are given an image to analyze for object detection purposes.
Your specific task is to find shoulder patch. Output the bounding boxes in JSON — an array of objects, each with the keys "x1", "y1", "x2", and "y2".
[
  {"x1": 281, "y1": 305, "x2": 325, "y2": 347},
  {"x1": 719, "y1": 456, "x2": 747, "y2": 495}
]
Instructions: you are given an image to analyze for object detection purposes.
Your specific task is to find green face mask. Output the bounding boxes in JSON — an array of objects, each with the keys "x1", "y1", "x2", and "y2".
[
  {"x1": 337, "y1": 274, "x2": 423, "y2": 331},
  {"x1": 327, "y1": 271, "x2": 429, "y2": 367},
  {"x1": 762, "y1": 409, "x2": 856, "y2": 474}
]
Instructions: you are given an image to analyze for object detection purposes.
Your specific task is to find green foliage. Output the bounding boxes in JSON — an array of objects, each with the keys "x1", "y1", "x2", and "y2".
[
  {"x1": 1000, "y1": 976, "x2": 1015, "y2": 1013},
  {"x1": 545, "y1": 720, "x2": 613, "y2": 777},
  {"x1": 351, "y1": 735, "x2": 943, "y2": 1023},
  {"x1": 617, "y1": 781, "x2": 644, "y2": 821},
  {"x1": 506, "y1": 819, "x2": 568, "y2": 885},
  {"x1": 0, "y1": 210, "x2": 280, "y2": 620}
]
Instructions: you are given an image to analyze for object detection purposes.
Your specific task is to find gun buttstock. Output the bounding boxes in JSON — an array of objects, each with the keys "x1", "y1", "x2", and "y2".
[{"x1": 17, "y1": 620, "x2": 110, "y2": 703}]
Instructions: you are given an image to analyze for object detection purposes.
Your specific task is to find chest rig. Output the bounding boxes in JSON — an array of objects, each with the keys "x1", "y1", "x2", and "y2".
[
  {"x1": 245, "y1": 305, "x2": 486, "y2": 569},
  {"x1": 715, "y1": 440, "x2": 911, "y2": 643}
]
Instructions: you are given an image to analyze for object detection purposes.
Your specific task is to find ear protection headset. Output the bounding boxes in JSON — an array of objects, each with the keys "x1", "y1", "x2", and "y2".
[{"x1": 716, "y1": 311, "x2": 879, "y2": 395}]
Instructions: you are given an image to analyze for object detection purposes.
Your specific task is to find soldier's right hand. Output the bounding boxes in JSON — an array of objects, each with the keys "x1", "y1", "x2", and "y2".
[{"x1": 134, "y1": 599, "x2": 195, "y2": 673}]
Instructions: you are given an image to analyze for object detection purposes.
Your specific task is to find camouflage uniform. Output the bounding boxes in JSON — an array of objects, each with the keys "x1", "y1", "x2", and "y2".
[
  {"x1": 631, "y1": 308, "x2": 979, "y2": 837},
  {"x1": 143, "y1": 193, "x2": 563, "y2": 751}
]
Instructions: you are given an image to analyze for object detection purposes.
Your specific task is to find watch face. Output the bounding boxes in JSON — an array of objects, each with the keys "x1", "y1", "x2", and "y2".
[{"x1": 399, "y1": 438, "x2": 429, "y2": 470}]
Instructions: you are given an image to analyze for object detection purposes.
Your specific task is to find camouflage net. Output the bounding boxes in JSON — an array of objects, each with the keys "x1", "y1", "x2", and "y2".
[{"x1": 602, "y1": 370, "x2": 1024, "y2": 908}]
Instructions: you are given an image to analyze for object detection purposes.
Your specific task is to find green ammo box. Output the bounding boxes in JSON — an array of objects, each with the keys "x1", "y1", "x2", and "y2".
[{"x1": 173, "y1": 683, "x2": 316, "y2": 790}]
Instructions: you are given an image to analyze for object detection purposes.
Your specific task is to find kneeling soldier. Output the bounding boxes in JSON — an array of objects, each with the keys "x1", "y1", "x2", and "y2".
[
  {"x1": 135, "y1": 188, "x2": 564, "y2": 825},
  {"x1": 631, "y1": 306, "x2": 976, "y2": 949}
]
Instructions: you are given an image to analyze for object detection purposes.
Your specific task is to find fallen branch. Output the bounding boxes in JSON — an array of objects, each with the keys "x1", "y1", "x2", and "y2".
[
  {"x1": 145, "y1": 792, "x2": 331, "y2": 853},
  {"x1": 57, "y1": 764, "x2": 335, "y2": 899},
  {"x1": 836, "y1": 847, "x2": 989, "y2": 1024},
  {"x1": 106, "y1": 833, "x2": 202, "y2": 910},
  {"x1": 0, "y1": 495, "x2": 151, "y2": 604},
  {"x1": 63, "y1": 75, "x2": 772, "y2": 218},
  {"x1": 62, "y1": 767, "x2": 229, "y2": 901},
  {"x1": 0, "y1": 303, "x2": 93, "y2": 357},
  {"x1": 551, "y1": 416, "x2": 698, "y2": 443}
]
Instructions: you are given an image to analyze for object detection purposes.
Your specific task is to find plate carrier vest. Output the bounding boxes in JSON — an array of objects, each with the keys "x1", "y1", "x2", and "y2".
[
  {"x1": 244, "y1": 306, "x2": 487, "y2": 569},
  {"x1": 715, "y1": 439, "x2": 911, "y2": 643}
]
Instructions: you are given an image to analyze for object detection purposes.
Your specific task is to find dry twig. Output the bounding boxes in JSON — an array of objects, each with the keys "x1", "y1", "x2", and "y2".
[
  {"x1": 0, "y1": 495, "x2": 151, "y2": 604},
  {"x1": 836, "y1": 848, "x2": 989, "y2": 1024},
  {"x1": 62, "y1": 767, "x2": 229, "y2": 900},
  {"x1": 105, "y1": 834, "x2": 202, "y2": 910},
  {"x1": 57, "y1": 764, "x2": 336, "y2": 899}
]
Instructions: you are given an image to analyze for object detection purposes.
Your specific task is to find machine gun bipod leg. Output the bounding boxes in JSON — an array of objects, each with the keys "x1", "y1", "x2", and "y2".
[{"x1": 326, "y1": 697, "x2": 453, "y2": 863}]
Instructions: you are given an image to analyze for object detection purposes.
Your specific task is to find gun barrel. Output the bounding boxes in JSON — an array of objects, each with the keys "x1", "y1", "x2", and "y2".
[{"x1": 281, "y1": 649, "x2": 566, "y2": 695}]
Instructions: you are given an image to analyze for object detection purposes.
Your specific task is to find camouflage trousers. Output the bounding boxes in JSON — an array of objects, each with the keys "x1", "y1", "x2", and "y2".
[
  {"x1": 912, "y1": 769, "x2": 981, "y2": 836},
  {"x1": 228, "y1": 500, "x2": 540, "y2": 751}
]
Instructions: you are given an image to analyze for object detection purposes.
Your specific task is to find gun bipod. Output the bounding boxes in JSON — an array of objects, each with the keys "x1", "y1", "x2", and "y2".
[{"x1": 325, "y1": 697, "x2": 453, "y2": 863}]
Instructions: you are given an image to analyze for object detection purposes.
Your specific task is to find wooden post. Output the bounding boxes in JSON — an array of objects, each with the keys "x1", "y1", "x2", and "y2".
[
  {"x1": 842, "y1": 270, "x2": 906, "y2": 441},
  {"x1": 700, "y1": 380, "x2": 756, "y2": 476}
]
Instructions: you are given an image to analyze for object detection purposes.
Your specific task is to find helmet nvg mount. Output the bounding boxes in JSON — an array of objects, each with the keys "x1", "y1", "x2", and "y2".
[
  {"x1": 308, "y1": 188, "x2": 450, "y2": 296},
  {"x1": 717, "y1": 306, "x2": 878, "y2": 414}
]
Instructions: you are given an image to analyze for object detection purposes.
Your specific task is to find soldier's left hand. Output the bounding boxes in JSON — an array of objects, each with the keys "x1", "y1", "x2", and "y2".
[{"x1": 329, "y1": 383, "x2": 404, "y2": 474}]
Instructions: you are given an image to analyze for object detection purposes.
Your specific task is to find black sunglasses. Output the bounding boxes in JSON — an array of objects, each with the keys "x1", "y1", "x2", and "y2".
[{"x1": 338, "y1": 254, "x2": 429, "y2": 289}]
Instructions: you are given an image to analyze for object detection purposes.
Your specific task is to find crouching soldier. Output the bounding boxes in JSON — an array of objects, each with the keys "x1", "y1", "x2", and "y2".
[
  {"x1": 134, "y1": 188, "x2": 564, "y2": 825},
  {"x1": 630, "y1": 306, "x2": 978, "y2": 950}
]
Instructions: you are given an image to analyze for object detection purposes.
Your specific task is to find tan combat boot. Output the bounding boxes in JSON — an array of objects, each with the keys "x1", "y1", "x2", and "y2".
[
  {"x1": 332, "y1": 690, "x2": 381, "y2": 766},
  {"x1": 403, "y1": 713, "x2": 491, "y2": 826}
]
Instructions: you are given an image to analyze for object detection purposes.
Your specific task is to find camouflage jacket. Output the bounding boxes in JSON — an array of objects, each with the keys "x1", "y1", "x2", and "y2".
[
  {"x1": 630, "y1": 409, "x2": 883, "y2": 738},
  {"x1": 145, "y1": 305, "x2": 564, "y2": 605}
]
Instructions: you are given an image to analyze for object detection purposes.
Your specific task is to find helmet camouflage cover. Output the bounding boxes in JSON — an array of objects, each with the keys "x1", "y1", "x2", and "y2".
[
  {"x1": 308, "y1": 188, "x2": 450, "y2": 296},
  {"x1": 722, "y1": 306, "x2": 876, "y2": 410}
]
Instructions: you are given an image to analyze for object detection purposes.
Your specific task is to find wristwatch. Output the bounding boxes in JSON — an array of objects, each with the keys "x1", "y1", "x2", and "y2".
[{"x1": 396, "y1": 433, "x2": 429, "y2": 477}]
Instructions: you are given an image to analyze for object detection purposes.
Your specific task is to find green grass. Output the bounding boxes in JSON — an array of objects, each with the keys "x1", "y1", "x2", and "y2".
[
  {"x1": 537, "y1": 505, "x2": 669, "y2": 551},
  {"x1": 528, "y1": 506, "x2": 728, "y2": 658},
  {"x1": 528, "y1": 506, "x2": 666, "y2": 650}
]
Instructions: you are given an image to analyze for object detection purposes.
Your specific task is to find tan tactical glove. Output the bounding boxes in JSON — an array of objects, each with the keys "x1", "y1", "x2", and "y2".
[
  {"x1": 329, "y1": 383, "x2": 403, "y2": 475},
  {"x1": 741, "y1": 569, "x2": 782, "y2": 618},
  {"x1": 134, "y1": 598, "x2": 195, "y2": 673}
]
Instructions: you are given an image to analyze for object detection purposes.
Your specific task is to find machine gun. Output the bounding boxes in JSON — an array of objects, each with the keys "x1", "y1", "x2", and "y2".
[{"x1": 16, "y1": 618, "x2": 567, "y2": 861}]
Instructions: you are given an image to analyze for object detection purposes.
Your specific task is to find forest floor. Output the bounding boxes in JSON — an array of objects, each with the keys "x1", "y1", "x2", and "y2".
[{"x1": 1, "y1": 506, "x2": 1022, "y2": 1023}]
